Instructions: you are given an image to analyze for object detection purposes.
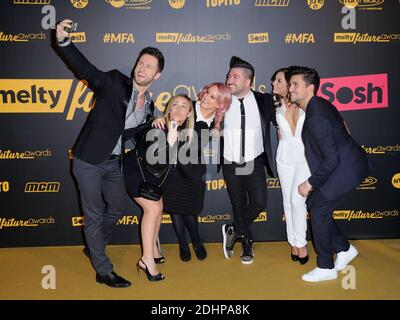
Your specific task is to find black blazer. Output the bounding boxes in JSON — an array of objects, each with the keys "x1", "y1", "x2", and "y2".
[
  {"x1": 302, "y1": 96, "x2": 369, "y2": 200},
  {"x1": 219, "y1": 91, "x2": 278, "y2": 177},
  {"x1": 56, "y1": 42, "x2": 154, "y2": 165}
]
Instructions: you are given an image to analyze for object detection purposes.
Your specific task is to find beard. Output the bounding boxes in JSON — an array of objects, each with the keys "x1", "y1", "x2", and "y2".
[{"x1": 134, "y1": 77, "x2": 152, "y2": 87}]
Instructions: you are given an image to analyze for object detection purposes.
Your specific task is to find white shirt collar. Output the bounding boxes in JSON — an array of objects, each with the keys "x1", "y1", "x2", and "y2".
[
  {"x1": 195, "y1": 101, "x2": 215, "y2": 127},
  {"x1": 233, "y1": 90, "x2": 253, "y2": 101}
]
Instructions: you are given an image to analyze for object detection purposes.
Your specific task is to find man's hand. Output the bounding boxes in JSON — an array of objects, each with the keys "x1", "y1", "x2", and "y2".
[
  {"x1": 152, "y1": 117, "x2": 166, "y2": 130},
  {"x1": 298, "y1": 180, "x2": 312, "y2": 198},
  {"x1": 56, "y1": 19, "x2": 73, "y2": 43}
]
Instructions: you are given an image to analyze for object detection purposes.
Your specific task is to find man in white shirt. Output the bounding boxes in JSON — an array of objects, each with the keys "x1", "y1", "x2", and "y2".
[{"x1": 221, "y1": 57, "x2": 277, "y2": 264}]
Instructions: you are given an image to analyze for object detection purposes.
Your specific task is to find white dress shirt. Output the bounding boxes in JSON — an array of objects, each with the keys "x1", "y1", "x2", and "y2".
[{"x1": 223, "y1": 91, "x2": 264, "y2": 162}]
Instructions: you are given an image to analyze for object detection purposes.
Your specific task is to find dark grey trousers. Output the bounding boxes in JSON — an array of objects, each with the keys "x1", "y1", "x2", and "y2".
[
  {"x1": 73, "y1": 156, "x2": 126, "y2": 275},
  {"x1": 306, "y1": 190, "x2": 350, "y2": 269}
]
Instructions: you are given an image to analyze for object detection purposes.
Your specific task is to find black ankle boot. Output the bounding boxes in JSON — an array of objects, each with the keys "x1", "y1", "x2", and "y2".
[
  {"x1": 179, "y1": 244, "x2": 191, "y2": 262},
  {"x1": 193, "y1": 244, "x2": 207, "y2": 260}
]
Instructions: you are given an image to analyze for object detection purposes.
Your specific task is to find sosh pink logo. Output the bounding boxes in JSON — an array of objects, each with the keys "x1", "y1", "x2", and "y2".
[{"x1": 318, "y1": 74, "x2": 388, "y2": 111}]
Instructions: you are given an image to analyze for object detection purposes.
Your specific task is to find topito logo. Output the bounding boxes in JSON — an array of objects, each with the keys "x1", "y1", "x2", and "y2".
[{"x1": 318, "y1": 74, "x2": 388, "y2": 111}]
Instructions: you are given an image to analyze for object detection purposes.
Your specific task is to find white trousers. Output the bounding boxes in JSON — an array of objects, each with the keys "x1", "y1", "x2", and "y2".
[{"x1": 277, "y1": 161, "x2": 310, "y2": 248}]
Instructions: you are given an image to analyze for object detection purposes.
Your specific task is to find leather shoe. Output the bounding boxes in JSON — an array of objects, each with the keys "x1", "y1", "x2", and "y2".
[
  {"x1": 96, "y1": 271, "x2": 131, "y2": 288},
  {"x1": 301, "y1": 267, "x2": 337, "y2": 282},
  {"x1": 179, "y1": 244, "x2": 191, "y2": 262},
  {"x1": 291, "y1": 254, "x2": 299, "y2": 261},
  {"x1": 193, "y1": 244, "x2": 207, "y2": 260},
  {"x1": 335, "y1": 244, "x2": 358, "y2": 271}
]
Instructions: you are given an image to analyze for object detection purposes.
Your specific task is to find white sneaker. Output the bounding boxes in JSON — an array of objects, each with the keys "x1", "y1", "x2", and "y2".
[
  {"x1": 334, "y1": 244, "x2": 358, "y2": 271},
  {"x1": 301, "y1": 267, "x2": 338, "y2": 282}
]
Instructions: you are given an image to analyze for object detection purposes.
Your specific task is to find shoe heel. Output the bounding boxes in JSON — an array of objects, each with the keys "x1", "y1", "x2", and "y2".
[
  {"x1": 137, "y1": 258, "x2": 165, "y2": 282},
  {"x1": 136, "y1": 262, "x2": 141, "y2": 277}
]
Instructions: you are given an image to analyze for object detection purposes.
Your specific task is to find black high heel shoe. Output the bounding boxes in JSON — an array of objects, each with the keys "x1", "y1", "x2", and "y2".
[
  {"x1": 298, "y1": 255, "x2": 309, "y2": 265},
  {"x1": 291, "y1": 254, "x2": 299, "y2": 261},
  {"x1": 154, "y1": 256, "x2": 165, "y2": 264},
  {"x1": 136, "y1": 258, "x2": 165, "y2": 282}
]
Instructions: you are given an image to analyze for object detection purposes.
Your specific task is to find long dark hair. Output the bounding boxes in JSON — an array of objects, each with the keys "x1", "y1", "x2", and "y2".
[{"x1": 270, "y1": 67, "x2": 292, "y2": 108}]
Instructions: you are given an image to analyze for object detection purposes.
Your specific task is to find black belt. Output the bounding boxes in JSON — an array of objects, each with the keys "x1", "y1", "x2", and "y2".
[{"x1": 108, "y1": 154, "x2": 121, "y2": 160}]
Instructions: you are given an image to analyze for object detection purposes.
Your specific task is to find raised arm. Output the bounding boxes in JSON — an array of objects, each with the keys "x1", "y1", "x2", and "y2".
[{"x1": 55, "y1": 19, "x2": 107, "y2": 90}]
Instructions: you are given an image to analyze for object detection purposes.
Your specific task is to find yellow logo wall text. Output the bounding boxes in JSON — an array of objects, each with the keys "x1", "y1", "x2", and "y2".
[
  {"x1": 0, "y1": 79, "x2": 95, "y2": 121},
  {"x1": 0, "y1": 79, "x2": 72, "y2": 113},
  {"x1": 25, "y1": 182, "x2": 60, "y2": 193}
]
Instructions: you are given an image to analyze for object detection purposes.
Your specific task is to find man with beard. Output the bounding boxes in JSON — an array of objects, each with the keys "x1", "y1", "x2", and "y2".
[
  {"x1": 55, "y1": 19, "x2": 164, "y2": 287},
  {"x1": 221, "y1": 56, "x2": 277, "y2": 264}
]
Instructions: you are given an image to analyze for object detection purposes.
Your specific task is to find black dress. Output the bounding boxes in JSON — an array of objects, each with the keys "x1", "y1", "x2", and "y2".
[
  {"x1": 123, "y1": 122, "x2": 178, "y2": 199},
  {"x1": 162, "y1": 112, "x2": 213, "y2": 216}
]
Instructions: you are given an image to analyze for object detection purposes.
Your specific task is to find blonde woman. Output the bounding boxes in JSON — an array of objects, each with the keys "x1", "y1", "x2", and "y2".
[
  {"x1": 155, "y1": 83, "x2": 231, "y2": 262},
  {"x1": 123, "y1": 95, "x2": 195, "y2": 281}
]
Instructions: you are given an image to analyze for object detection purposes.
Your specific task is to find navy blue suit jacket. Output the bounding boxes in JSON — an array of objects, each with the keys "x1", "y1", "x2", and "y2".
[{"x1": 302, "y1": 96, "x2": 369, "y2": 200}]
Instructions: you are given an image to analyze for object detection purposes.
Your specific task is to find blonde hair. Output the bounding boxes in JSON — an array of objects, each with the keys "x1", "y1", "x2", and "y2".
[{"x1": 163, "y1": 94, "x2": 195, "y2": 144}]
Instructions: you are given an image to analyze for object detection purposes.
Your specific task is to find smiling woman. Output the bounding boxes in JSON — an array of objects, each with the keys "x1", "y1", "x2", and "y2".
[
  {"x1": 162, "y1": 83, "x2": 231, "y2": 262},
  {"x1": 123, "y1": 94, "x2": 195, "y2": 281},
  {"x1": 271, "y1": 66, "x2": 311, "y2": 265}
]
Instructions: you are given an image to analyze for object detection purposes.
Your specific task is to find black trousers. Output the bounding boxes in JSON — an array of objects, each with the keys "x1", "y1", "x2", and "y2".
[
  {"x1": 222, "y1": 155, "x2": 267, "y2": 240},
  {"x1": 306, "y1": 190, "x2": 350, "y2": 269},
  {"x1": 73, "y1": 156, "x2": 126, "y2": 275}
]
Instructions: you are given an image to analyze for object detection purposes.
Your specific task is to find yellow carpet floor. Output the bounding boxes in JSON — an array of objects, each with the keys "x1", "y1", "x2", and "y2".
[{"x1": 1, "y1": 239, "x2": 399, "y2": 300}]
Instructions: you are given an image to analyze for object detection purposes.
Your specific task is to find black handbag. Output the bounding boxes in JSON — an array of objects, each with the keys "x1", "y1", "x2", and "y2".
[{"x1": 136, "y1": 149, "x2": 172, "y2": 201}]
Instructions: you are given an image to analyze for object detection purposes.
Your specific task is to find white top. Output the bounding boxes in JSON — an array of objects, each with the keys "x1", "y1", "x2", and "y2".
[
  {"x1": 223, "y1": 91, "x2": 264, "y2": 162},
  {"x1": 276, "y1": 101, "x2": 308, "y2": 165}
]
